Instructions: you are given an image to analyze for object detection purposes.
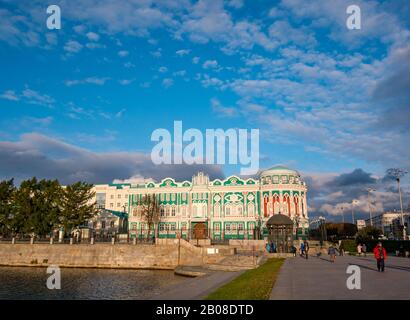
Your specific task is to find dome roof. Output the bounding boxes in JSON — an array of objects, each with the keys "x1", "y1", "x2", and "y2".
[
  {"x1": 266, "y1": 214, "x2": 293, "y2": 226},
  {"x1": 260, "y1": 165, "x2": 300, "y2": 177}
]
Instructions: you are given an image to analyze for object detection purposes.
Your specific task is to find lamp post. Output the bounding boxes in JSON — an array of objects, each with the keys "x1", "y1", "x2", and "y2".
[
  {"x1": 366, "y1": 188, "x2": 376, "y2": 226},
  {"x1": 386, "y1": 168, "x2": 408, "y2": 240},
  {"x1": 338, "y1": 205, "x2": 345, "y2": 224},
  {"x1": 351, "y1": 200, "x2": 359, "y2": 224}
]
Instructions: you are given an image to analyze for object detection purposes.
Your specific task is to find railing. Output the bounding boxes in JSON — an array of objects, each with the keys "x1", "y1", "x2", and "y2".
[{"x1": 0, "y1": 234, "x2": 155, "y2": 245}]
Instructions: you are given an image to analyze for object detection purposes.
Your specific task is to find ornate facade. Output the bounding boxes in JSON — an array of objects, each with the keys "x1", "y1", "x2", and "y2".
[{"x1": 92, "y1": 165, "x2": 309, "y2": 240}]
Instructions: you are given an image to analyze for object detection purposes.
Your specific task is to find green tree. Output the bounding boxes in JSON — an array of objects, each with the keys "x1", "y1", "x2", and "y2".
[
  {"x1": 28, "y1": 179, "x2": 62, "y2": 236},
  {"x1": 12, "y1": 178, "x2": 62, "y2": 237},
  {"x1": 0, "y1": 179, "x2": 16, "y2": 236},
  {"x1": 60, "y1": 182, "x2": 97, "y2": 236},
  {"x1": 356, "y1": 225, "x2": 382, "y2": 243}
]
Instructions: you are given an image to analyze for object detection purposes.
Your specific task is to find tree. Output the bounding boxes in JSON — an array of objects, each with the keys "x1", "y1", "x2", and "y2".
[
  {"x1": 12, "y1": 178, "x2": 62, "y2": 237},
  {"x1": 140, "y1": 193, "x2": 160, "y2": 240},
  {"x1": 0, "y1": 179, "x2": 16, "y2": 236},
  {"x1": 28, "y1": 179, "x2": 62, "y2": 236},
  {"x1": 323, "y1": 222, "x2": 357, "y2": 240},
  {"x1": 356, "y1": 225, "x2": 382, "y2": 243},
  {"x1": 60, "y1": 182, "x2": 97, "y2": 236}
]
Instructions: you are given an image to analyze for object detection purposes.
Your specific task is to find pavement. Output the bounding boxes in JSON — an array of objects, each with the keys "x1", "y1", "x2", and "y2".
[
  {"x1": 270, "y1": 254, "x2": 410, "y2": 300},
  {"x1": 149, "y1": 270, "x2": 243, "y2": 300}
]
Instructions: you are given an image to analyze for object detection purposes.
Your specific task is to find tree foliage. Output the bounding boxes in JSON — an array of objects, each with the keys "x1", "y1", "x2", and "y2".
[
  {"x1": 60, "y1": 182, "x2": 97, "y2": 236},
  {"x1": 0, "y1": 179, "x2": 16, "y2": 235},
  {"x1": 356, "y1": 225, "x2": 382, "y2": 243},
  {"x1": 0, "y1": 178, "x2": 96, "y2": 237}
]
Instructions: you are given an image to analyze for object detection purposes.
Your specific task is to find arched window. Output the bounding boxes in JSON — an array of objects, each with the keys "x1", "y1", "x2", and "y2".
[
  {"x1": 202, "y1": 204, "x2": 207, "y2": 216},
  {"x1": 248, "y1": 203, "x2": 254, "y2": 216},
  {"x1": 214, "y1": 204, "x2": 220, "y2": 217},
  {"x1": 294, "y1": 195, "x2": 299, "y2": 215},
  {"x1": 237, "y1": 205, "x2": 243, "y2": 216},
  {"x1": 160, "y1": 206, "x2": 165, "y2": 217},
  {"x1": 225, "y1": 205, "x2": 231, "y2": 216},
  {"x1": 171, "y1": 206, "x2": 176, "y2": 216}
]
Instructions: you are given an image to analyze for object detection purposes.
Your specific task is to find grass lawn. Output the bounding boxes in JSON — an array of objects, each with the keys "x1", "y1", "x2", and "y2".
[{"x1": 204, "y1": 258, "x2": 285, "y2": 300}]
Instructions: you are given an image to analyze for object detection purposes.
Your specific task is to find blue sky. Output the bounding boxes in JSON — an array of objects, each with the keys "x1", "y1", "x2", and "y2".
[{"x1": 0, "y1": 0, "x2": 409, "y2": 220}]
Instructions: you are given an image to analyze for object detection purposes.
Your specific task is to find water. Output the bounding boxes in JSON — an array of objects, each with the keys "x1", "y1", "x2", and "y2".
[{"x1": 0, "y1": 266, "x2": 187, "y2": 300}]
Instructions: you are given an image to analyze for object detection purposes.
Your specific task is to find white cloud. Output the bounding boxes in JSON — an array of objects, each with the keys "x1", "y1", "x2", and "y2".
[
  {"x1": 176, "y1": 49, "x2": 190, "y2": 56},
  {"x1": 118, "y1": 79, "x2": 135, "y2": 85},
  {"x1": 65, "y1": 77, "x2": 110, "y2": 86},
  {"x1": 0, "y1": 90, "x2": 19, "y2": 101},
  {"x1": 162, "y1": 78, "x2": 174, "y2": 88},
  {"x1": 1, "y1": 88, "x2": 54, "y2": 107},
  {"x1": 86, "y1": 31, "x2": 100, "y2": 41},
  {"x1": 118, "y1": 50, "x2": 129, "y2": 57},
  {"x1": 64, "y1": 40, "x2": 83, "y2": 53},
  {"x1": 202, "y1": 59, "x2": 218, "y2": 69}
]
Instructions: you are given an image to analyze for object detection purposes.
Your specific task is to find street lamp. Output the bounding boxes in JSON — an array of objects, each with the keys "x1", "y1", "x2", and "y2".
[
  {"x1": 338, "y1": 205, "x2": 345, "y2": 224},
  {"x1": 366, "y1": 188, "x2": 376, "y2": 226},
  {"x1": 386, "y1": 168, "x2": 408, "y2": 240},
  {"x1": 351, "y1": 200, "x2": 359, "y2": 224}
]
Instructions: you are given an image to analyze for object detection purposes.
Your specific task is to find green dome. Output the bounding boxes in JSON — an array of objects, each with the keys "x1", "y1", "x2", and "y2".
[{"x1": 260, "y1": 165, "x2": 300, "y2": 177}]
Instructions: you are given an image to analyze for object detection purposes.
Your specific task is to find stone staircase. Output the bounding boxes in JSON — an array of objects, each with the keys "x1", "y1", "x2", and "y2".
[{"x1": 205, "y1": 254, "x2": 264, "y2": 271}]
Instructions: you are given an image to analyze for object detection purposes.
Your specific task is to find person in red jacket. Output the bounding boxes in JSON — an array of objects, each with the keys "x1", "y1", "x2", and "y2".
[{"x1": 373, "y1": 242, "x2": 387, "y2": 272}]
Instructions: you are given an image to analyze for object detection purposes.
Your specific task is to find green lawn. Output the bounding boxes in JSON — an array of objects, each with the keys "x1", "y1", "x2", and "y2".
[{"x1": 204, "y1": 258, "x2": 285, "y2": 300}]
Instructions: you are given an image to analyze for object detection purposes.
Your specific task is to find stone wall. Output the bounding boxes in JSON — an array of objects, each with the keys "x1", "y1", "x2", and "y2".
[
  {"x1": 0, "y1": 240, "x2": 225, "y2": 269},
  {"x1": 228, "y1": 239, "x2": 266, "y2": 251}
]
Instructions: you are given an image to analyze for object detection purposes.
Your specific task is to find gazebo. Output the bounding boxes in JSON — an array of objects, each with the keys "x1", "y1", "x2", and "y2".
[{"x1": 266, "y1": 214, "x2": 294, "y2": 253}]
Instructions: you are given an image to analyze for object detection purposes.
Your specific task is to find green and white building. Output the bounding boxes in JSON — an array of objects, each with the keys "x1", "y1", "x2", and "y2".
[{"x1": 92, "y1": 165, "x2": 309, "y2": 241}]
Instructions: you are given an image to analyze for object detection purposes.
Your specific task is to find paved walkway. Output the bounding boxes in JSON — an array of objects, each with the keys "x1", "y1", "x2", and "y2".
[
  {"x1": 150, "y1": 270, "x2": 243, "y2": 300},
  {"x1": 270, "y1": 255, "x2": 410, "y2": 300}
]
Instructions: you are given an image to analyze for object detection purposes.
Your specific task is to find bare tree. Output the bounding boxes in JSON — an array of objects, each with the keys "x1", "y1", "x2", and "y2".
[{"x1": 140, "y1": 193, "x2": 160, "y2": 240}]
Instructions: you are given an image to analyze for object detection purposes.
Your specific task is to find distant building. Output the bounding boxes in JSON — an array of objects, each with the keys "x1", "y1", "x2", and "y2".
[
  {"x1": 356, "y1": 219, "x2": 366, "y2": 230},
  {"x1": 87, "y1": 209, "x2": 128, "y2": 238},
  {"x1": 392, "y1": 214, "x2": 410, "y2": 240},
  {"x1": 365, "y1": 211, "x2": 410, "y2": 239}
]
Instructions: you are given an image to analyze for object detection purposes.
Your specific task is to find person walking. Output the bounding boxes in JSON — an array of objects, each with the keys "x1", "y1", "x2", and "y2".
[
  {"x1": 328, "y1": 245, "x2": 337, "y2": 263},
  {"x1": 300, "y1": 242, "x2": 305, "y2": 257},
  {"x1": 362, "y1": 243, "x2": 367, "y2": 257},
  {"x1": 290, "y1": 245, "x2": 297, "y2": 257},
  {"x1": 373, "y1": 242, "x2": 387, "y2": 272},
  {"x1": 357, "y1": 243, "x2": 362, "y2": 256},
  {"x1": 304, "y1": 240, "x2": 310, "y2": 259},
  {"x1": 266, "y1": 242, "x2": 271, "y2": 253}
]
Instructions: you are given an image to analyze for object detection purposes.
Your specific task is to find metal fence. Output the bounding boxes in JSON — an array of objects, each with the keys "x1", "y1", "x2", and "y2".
[{"x1": 0, "y1": 234, "x2": 155, "y2": 245}]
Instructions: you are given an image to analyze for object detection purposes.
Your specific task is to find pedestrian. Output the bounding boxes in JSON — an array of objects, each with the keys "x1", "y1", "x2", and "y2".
[
  {"x1": 300, "y1": 242, "x2": 305, "y2": 257},
  {"x1": 271, "y1": 242, "x2": 276, "y2": 253},
  {"x1": 328, "y1": 245, "x2": 336, "y2": 263},
  {"x1": 266, "y1": 242, "x2": 271, "y2": 253},
  {"x1": 338, "y1": 242, "x2": 344, "y2": 256},
  {"x1": 291, "y1": 245, "x2": 297, "y2": 257},
  {"x1": 270, "y1": 241, "x2": 275, "y2": 253},
  {"x1": 357, "y1": 243, "x2": 362, "y2": 256},
  {"x1": 304, "y1": 240, "x2": 309, "y2": 259},
  {"x1": 373, "y1": 242, "x2": 387, "y2": 272},
  {"x1": 362, "y1": 243, "x2": 367, "y2": 257}
]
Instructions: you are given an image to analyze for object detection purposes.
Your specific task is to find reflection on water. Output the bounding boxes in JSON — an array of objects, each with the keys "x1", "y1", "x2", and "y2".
[{"x1": 0, "y1": 266, "x2": 187, "y2": 300}]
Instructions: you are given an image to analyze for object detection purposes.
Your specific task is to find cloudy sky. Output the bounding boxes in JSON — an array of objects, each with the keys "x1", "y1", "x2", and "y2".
[{"x1": 0, "y1": 0, "x2": 409, "y2": 221}]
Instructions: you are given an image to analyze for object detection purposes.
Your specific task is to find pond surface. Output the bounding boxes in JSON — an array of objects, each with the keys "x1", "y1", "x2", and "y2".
[{"x1": 0, "y1": 266, "x2": 187, "y2": 300}]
